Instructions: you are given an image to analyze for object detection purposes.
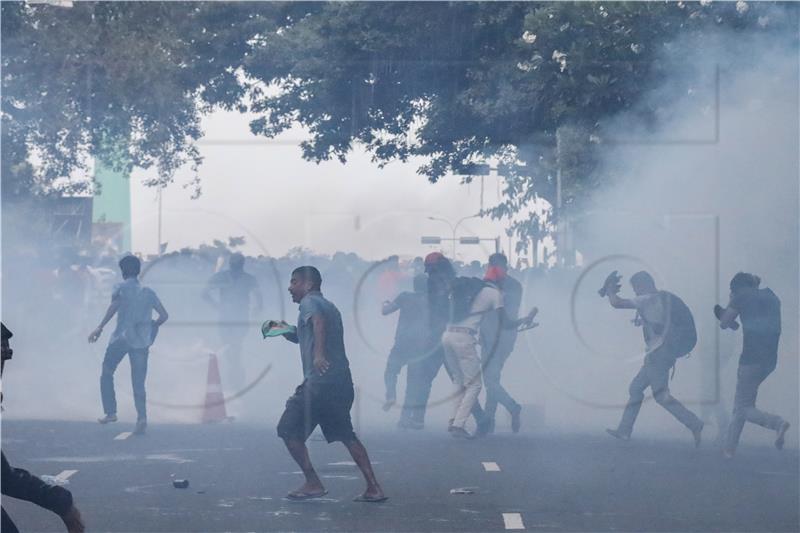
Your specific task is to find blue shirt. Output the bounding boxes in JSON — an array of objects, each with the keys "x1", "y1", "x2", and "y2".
[
  {"x1": 297, "y1": 291, "x2": 351, "y2": 385},
  {"x1": 109, "y1": 278, "x2": 162, "y2": 350}
]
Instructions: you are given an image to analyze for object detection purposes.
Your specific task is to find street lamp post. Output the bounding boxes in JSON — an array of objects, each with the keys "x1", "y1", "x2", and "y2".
[{"x1": 427, "y1": 214, "x2": 479, "y2": 259}]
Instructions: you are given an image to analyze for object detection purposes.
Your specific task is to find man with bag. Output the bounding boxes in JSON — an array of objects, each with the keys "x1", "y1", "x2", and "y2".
[
  {"x1": 715, "y1": 272, "x2": 790, "y2": 458},
  {"x1": 602, "y1": 270, "x2": 704, "y2": 446},
  {"x1": 443, "y1": 265, "x2": 537, "y2": 439}
]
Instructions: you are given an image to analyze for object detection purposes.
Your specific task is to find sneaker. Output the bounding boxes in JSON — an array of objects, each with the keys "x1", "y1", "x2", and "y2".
[
  {"x1": 775, "y1": 421, "x2": 790, "y2": 450},
  {"x1": 97, "y1": 414, "x2": 117, "y2": 424},
  {"x1": 447, "y1": 418, "x2": 455, "y2": 432},
  {"x1": 133, "y1": 420, "x2": 147, "y2": 435},
  {"x1": 510, "y1": 405, "x2": 522, "y2": 434},
  {"x1": 692, "y1": 422, "x2": 704, "y2": 448},
  {"x1": 450, "y1": 426, "x2": 474, "y2": 440},
  {"x1": 606, "y1": 428, "x2": 630, "y2": 441}
]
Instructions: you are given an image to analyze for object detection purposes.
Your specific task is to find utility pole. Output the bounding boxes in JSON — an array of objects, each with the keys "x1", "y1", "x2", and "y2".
[{"x1": 157, "y1": 187, "x2": 163, "y2": 256}]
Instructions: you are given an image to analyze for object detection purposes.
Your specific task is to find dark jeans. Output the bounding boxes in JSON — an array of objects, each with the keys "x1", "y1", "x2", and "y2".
[
  {"x1": 401, "y1": 346, "x2": 443, "y2": 424},
  {"x1": 101, "y1": 340, "x2": 149, "y2": 421},
  {"x1": 401, "y1": 344, "x2": 485, "y2": 426},
  {"x1": 481, "y1": 346, "x2": 519, "y2": 421},
  {"x1": 725, "y1": 364, "x2": 784, "y2": 452},
  {"x1": 384, "y1": 344, "x2": 415, "y2": 402}
]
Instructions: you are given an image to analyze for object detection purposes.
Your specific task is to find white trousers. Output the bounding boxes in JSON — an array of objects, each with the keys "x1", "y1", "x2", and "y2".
[{"x1": 442, "y1": 330, "x2": 482, "y2": 429}]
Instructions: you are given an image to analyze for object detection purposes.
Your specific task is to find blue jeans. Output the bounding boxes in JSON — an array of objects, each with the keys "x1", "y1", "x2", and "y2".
[
  {"x1": 101, "y1": 340, "x2": 149, "y2": 421},
  {"x1": 482, "y1": 346, "x2": 518, "y2": 421},
  {"x1": 618, "y1": 352, "x2": 702, "y2": 436},
  {"x1": 725, "y1": 364, "x2": 784, "y2": 452}
]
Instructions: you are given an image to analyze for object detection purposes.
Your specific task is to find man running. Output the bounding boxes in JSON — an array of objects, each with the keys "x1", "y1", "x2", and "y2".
[
  {"x1": 716, "y1": 272, "x2": 790, "y2": 458},
  {"x1": 443, "y1": 265, "x2": 537, "y2": 439},
  {"x1": 479, "y1": 254, "x2": 526, "y2": 433},
  {"x1": 278, "y1": 266, "x2": 386, "y2": 502},
  {"x1": 603, "y1": 271, "x2": 704, "y2": 446},
  {"x1": 402, "y1": 253, "x2": 486, "y2": 431},
  {"x1": 381, "y1": 274, "x2": 429, "y2": 416},
  {"x1": 89, "y1": 255, "x2": 168, "y2": 435}
]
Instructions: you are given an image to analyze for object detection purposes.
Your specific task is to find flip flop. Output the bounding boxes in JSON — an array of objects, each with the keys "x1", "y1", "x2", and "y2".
[
  {"x1": 353, "y1": 494, "x2": 389, "y2": 503},
  {"x1": 286, "y1": 490, "x2": 328, "y2": 501}
]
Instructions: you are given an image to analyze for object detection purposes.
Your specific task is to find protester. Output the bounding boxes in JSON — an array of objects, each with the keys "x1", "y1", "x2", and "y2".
[
  {"x1": 381, "y1": 274, "x2": 429, "y2": 415},
  {"x1": 603, "y1": 271, "x2": 704, "y2": 446},
  {"x1": 88, "y1": 255, "x2": 169, "y2": 435},
  {"x1": 202, "y1": 252, "x2": 263, "y2": 391},
  {"x1": 400, "y1": 253, "x2": 452, "y2": 429},
  {"x1": 277, "y1": 266, "x2": 386, "y2": 502},
  {"x1": 443, "y1": 263, "x2": 537, "y2": 439},
  {"x1": 401, "y1": 253, "x2": 486, "y2": 431},
  {"x1": 716, "y1": 272, "x2": 790, "y2": 458},
  {"x1": 479, "y1": 253, "x2": 529, "y2": 434},
  {"x1": 1, "y1": 323, "x2": 85, "y2": 533}
]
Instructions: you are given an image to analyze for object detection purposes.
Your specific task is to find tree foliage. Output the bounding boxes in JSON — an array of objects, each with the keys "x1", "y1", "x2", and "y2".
[
  {"x1": 1, "y1": 1, "x2": 278, "y2": 198},
  {"x1": 243, "y1": 1, "x2": 795, "y2": 244},
  {"x1": 2, "y1": 1, "x2": 795, "y2": 245}
]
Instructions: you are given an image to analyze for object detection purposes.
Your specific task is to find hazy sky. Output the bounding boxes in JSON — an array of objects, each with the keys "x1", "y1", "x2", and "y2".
[{"x1": 130, "y1": 111, "x2": 520, "y2": 263}]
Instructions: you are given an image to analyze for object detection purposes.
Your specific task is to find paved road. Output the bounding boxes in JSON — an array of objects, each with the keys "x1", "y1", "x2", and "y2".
[{"x1": 2, "y1": 420, "x2": 797, "y2": 532}]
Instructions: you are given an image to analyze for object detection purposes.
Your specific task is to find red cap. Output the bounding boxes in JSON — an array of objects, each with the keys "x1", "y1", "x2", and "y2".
[
  {"x1": 424, "y1": 252, "x2": 446, "y2": 265},
  {"x1": 484, "y1": 265, "x2": 506, "y2": 282}
]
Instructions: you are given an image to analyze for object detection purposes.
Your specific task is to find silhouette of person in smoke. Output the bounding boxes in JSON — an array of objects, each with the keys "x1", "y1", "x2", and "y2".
[
  {"x1": 603, "y1": 271, "x2": 704, "y2": 446},
  {"x1": 381, "y1": 274, "x2": 429, "y2": 414},
  {"x1": 716, "y1": 272, "x2": 790, "y2": 458},
  {"x1": 479, "y1": 253, "x2": 528, "y2": 434},
  {"x1": 202, "y1": 252, "x2": 263, "y2": 391}
]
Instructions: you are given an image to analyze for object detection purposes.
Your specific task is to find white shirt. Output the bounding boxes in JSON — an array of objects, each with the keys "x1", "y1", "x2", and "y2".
[{"x1": 451, "y1": 285, "x2": 504, "y2": 331}]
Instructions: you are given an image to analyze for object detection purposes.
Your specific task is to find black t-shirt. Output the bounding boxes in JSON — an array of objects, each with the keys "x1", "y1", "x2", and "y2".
[
  {"x1": 427, "y1": 277, "x2": 451, "y2": 340},
  {"x1": 730, "y1": 287, "x2": 781, "y2": 368},
  {"x1": 391, "y1": 291, "x2": 429, "y2": 351}
]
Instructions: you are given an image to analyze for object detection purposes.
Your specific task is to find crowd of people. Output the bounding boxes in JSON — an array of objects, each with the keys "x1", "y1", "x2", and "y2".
[{"x1": 1, "y1": 241, "x2": 793, "y2": 529}]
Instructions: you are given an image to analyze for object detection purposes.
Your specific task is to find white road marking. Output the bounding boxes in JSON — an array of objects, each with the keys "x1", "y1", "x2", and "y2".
[
  {"x1": 503, "y1": 512, "x2": 525, "y2": 530},
  {"x1": 482, "y1": 461, "x2": 501, "y2": 472},
  {"x1": 114, "y1": 432, "x2": 132, "y2": 440},
  {"x1": 55, "y1": 470, "x2": 78, "y2": 482}
]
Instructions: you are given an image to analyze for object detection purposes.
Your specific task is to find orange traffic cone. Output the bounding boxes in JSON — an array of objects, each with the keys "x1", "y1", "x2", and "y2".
[{"x1": 201, "y1": 353, "x2": 230, "y2": 423}]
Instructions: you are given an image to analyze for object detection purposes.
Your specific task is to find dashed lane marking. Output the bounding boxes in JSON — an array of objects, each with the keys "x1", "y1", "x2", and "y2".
[
  {"x1": 55, "y1": 470, "x2": 78, "y2": 482},
  {"x1": 114, "y1": 432, "x2": 132, "y2": 440},
  {"x1": 503, "y1": 512, "x2": 525, "y2": 530},
  {"x1": 482, "y1": 461, "x2": 501, "y2": 472}
]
